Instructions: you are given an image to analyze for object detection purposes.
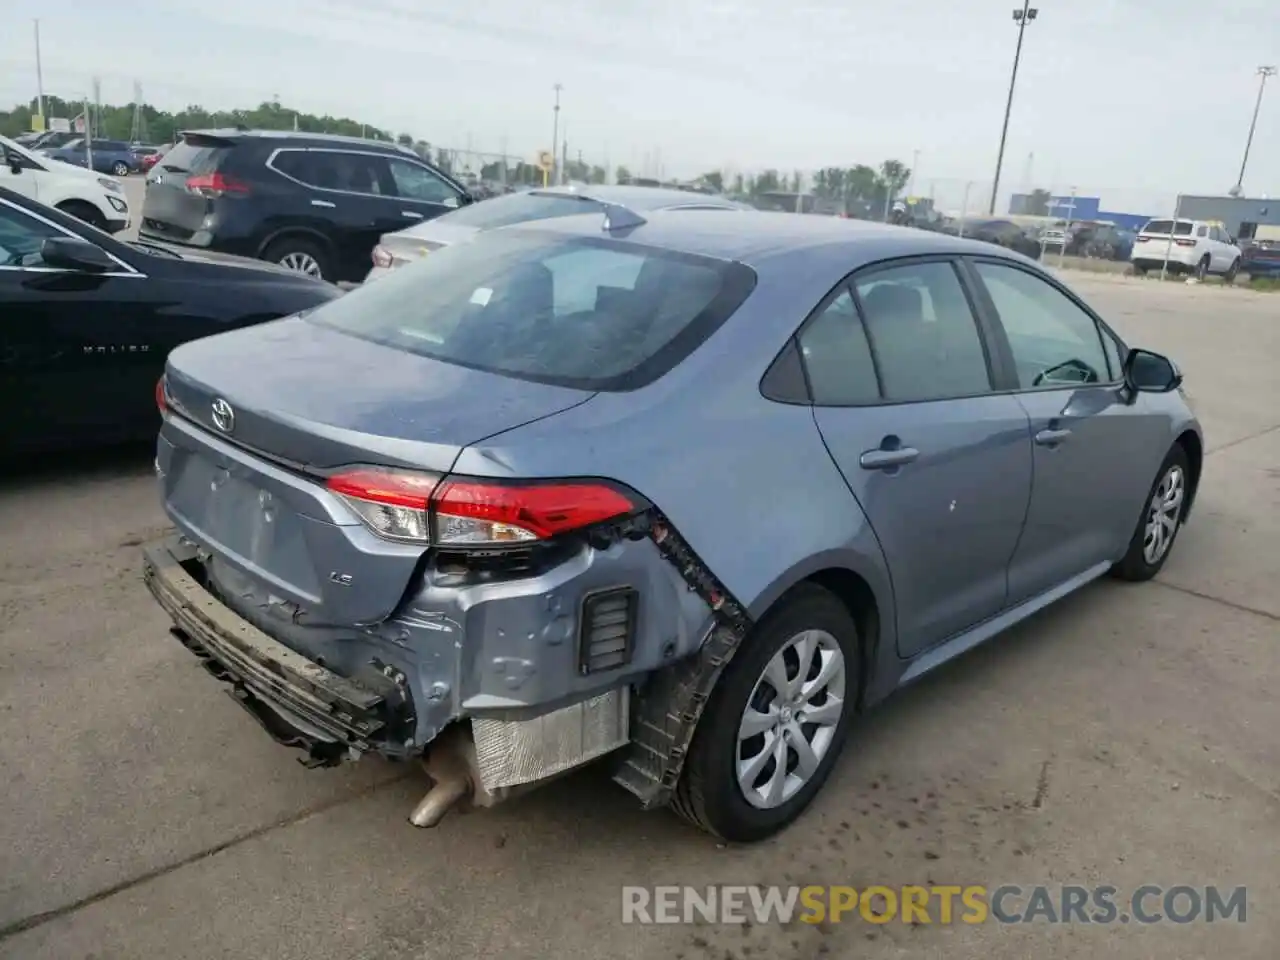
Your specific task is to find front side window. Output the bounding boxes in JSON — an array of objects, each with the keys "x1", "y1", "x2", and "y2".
[
  {"x1": 307, "y1": 230, "x2": 755, "y2": 390},
  {"x1": 0, "y1": 204, "x2": 64, "y2": 267},
  {"x1": 797, "y1": 288, "x2": 880, "y2": 405},
  {"x1": 974, "y1": 261, "x2": 1111, "y2": 388},
  {"x1": 853, "y1": 261, "x2": 992, "y2": 401},
  {"x1": 386, "y1": 158, "x2": 459, "y2": 204}
]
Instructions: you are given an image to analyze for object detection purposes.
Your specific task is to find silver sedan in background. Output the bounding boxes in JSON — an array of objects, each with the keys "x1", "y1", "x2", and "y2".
[{"x1": 364, "y1": 183, "x2": 749, "y2": 282}]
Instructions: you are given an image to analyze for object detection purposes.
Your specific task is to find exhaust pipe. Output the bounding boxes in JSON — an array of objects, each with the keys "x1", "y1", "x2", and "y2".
[{"x1": 408, "y1": 726, "x2": 476, "y2": 828}]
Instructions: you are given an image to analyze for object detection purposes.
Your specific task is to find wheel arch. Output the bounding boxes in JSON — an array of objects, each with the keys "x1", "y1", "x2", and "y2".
[{"x1": 255, "y1": 225, "x2": 335, "y2": 260}]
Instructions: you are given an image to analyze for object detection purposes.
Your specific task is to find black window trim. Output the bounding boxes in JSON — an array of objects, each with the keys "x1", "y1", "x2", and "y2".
[
  {"x1": 264, "y1": 146, "x2": 465, "y2": 203},
  {"x1": 760, "y1": 253, "x2": 1008, "y2": 409},
  {"x1": 959, "y1": 255, "x2": 1127, "y2": 390},
  {"x1": 0, "y1": 195, "x2": 145, "y2": 278}
]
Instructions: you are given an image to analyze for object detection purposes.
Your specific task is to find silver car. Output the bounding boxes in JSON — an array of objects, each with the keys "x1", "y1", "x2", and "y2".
[
  {"x1": 364, "y1": 183, "x2": 748, "y2": 282},
  {"x1": 144, "y1": 208, "x2": 1202, "y2": 843}
]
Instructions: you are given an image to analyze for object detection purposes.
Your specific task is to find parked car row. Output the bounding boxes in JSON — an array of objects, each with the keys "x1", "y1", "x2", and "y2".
[{"x1": 1, "y1": 134, "x2": 132, "y2": 232}]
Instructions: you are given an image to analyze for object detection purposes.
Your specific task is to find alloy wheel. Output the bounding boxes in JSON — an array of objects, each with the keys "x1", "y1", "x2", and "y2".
[
  {"x1": 737, "y1": 629, "x2": 847, "y2": 810},
  {"x1": 279, "y1": 252, "x2": 323, "y2": 277},
  {"x1": 1143, "y1": 464, "x2": 1184, "y2": 565}
]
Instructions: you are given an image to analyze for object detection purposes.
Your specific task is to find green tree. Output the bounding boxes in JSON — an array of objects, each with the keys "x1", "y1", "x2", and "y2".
[
  {"x1": 698, "y1": 170, "x2": 725, "y2": 193},
  {"x1": 614, "y1": 165, "x2": 632, "y2": 184},
  {"x1": 879, "y1": 159, "x2": 911, "y2": 203},
  {"x1": 751, "y1": 169, "x2": 781, "y2": 195},
  {"x1": 589, "y1": 165, "x2": 608, "y2": 184},
  {"x1": 396, "y1": 133, "x2": 414, "y2": 148},
  {"x1": 1026, "y1": 188, "x2": 1052, "y2": 216}
]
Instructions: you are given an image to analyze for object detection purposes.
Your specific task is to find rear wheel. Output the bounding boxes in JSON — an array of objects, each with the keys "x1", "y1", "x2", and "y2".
[
  {"x1": 55, "y1": 200, "x2": 107, "y2": 231},
  {"x1": 672, "y1": 584, "x2": 860, "y2": 842},
  {"x1": 111, "y1": 160, "x2": 130, "y2": 177},
  {"x1": 262, "y1": 236, "x2": 331, "y2": 281},
  {"x1": 1111, "y1": 444, "x2": 1190, "y2": 582}
]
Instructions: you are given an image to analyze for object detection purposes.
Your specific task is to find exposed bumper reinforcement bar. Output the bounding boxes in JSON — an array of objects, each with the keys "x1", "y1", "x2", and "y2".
[{"x1": 142, "y1": 535, "x2": 403, "y2": 765}]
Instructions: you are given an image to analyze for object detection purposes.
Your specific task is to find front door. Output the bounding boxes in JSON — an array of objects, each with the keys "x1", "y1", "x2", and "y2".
[
  {"x1": 967, "y1": 259, "x2": 1167, "y2": 604},
  {"x1": 800, "y1": 260, "x2": 1033, "y2": 658}
]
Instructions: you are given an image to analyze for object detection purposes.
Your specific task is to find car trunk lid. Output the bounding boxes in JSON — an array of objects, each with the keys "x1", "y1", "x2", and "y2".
[{"x1": 159, "y1": 316, "x2": 594, "y2": 625}]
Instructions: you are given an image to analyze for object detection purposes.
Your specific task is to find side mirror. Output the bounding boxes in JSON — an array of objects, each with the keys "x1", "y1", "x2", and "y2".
[
  {"x1": 40, "y1": 236, "x2": 116, "y2": 273},
  {"x1": 1123, "y1": 347, "x2": 1182, "y2": 394},
  {"x1": 4, "y1": 150, "x2": 22, "y2": 175},
  {"x1": 442, "y1": 196, "x2": 461, "y2": 209}
]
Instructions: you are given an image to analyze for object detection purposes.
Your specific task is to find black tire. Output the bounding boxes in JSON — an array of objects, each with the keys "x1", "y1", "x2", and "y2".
[
  {"x1": 55, "y1": 200, "x2": 107, "y2": 231},
  {"x1": 1195, "y1": 255, "x2": 1210, "y2": 281},
  {"x1": 1224, "y1": 258, "x2": 1240, "y2": 283},
  {"x1": 111, "y1": 161, "x2": 130, "y2": 177},
  {"x1": 672, "y1": 584, "x2": 861, "y2": 842},
  {"x1": 1110, "y1": 444, "x2": 1190, "y2": 582},
  {"x1": 1131, "y1": 264, "x2": 1147, "y2": 276},
  {"x1": 261, "y1": 236, "x2": 332, "y2": 281}
]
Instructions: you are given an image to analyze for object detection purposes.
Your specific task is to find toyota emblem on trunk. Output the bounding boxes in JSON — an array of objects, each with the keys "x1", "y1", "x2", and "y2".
[{"x1": 211, "y1": 398, "x2": 235, "y2": 433}]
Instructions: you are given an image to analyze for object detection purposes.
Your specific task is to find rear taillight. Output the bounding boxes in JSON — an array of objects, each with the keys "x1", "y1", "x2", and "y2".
[
  {"x1": 371, "y1": 245, "x2": 394, "y2": 269},
  {"x1": 186, "y1": 172, "x2": 250, "y2": 198},
  {"x1": 325, "y1": 469, "x2": 640, "y2": 546},
  {"x1": 156, "y1": 376, "x2": 168, "y2": 414}
]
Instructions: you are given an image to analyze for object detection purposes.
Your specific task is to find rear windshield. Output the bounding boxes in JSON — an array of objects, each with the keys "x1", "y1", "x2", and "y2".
[
  {"x1": 437, "y1": 192, "x2": 604, "y2": 229},
  {"x1": 307, "y1": 230, "x2": 756, "y2": 391},
  {"x1": 1141, "y1": 220, "x2": 1193, "y2": 236},
  {"x1": 156, "y1": 139, "x2": 230, "y2": 175}
]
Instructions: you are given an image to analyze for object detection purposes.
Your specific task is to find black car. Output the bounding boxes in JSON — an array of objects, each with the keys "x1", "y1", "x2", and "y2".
[
  {"x1": 0, "y1": 185, "x2": 343, "y2": 454},
  {"x1": 139, "y1": 130, "x2": 473, "y2": 283},
  {"x1": 948, "y1": 218, "x2": 1042, "y2": 260}
]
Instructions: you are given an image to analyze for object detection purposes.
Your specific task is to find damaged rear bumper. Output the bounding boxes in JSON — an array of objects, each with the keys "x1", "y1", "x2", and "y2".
[{"x1": 143, "y1": 535, "x2": 414, "y2": 766}]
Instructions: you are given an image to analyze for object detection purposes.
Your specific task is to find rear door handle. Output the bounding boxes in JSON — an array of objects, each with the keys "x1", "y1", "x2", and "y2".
[
  {"x1": 310, "y1": 199, "x2": 336, "y2": 208},
  {"x1": 1035, "y1": 427, "x2": 1073, "y2": 446},
  {"x1": 400, "y1": 210, "x2": 424, "y2": 219},
  {"x1": 859, "y1": 446, "x2": 920, "y2": 470}
]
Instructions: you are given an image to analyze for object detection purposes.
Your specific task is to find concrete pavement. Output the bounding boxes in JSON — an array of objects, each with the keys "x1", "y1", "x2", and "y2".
[{"x1": 1, "y1": 276, "x2": 1276, "y2": 959}]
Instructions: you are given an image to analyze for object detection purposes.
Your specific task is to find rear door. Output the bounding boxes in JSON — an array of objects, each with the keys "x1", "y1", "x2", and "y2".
[
  {"x1": 143, "y1": 134, "x2": 235, "y2": 241},
  {"x1": 802, "y1": 259, "x2": 1033, "y2": 658},
  {"x1": 966, "y1": 259, "x2": 1164, "y2": 603}
]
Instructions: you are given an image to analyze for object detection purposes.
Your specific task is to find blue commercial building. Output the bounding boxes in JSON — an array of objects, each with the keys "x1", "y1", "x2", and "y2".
[{"x1": 1009, "y1": 193, "x2": 1153, "y2": 231}]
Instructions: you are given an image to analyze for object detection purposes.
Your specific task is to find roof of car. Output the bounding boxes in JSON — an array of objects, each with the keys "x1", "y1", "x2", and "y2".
[
  {"x1": 518, "y1": 208, "x2": 1028, "y2": 269},
  {"x1": 532, "y1": 184, "x2": 746, "y2": 210},
  {"x1": 180, "y1": 129, "x2": 417, "y2": 153}
]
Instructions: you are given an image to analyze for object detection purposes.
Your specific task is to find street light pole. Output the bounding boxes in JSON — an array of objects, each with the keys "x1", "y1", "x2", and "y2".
[
  {"x1": 550, "y1": 83, "x2": 563, "y2": 186},
  {"x1": 1232, "y1": 65, "x2": 1277, "y2": 197},
  {"x1": 988, "y1": 1, "x2": 1038, "y2": 215},
  {"x1": 33, "y1": 19, "x2": 45, "y2": 125}
]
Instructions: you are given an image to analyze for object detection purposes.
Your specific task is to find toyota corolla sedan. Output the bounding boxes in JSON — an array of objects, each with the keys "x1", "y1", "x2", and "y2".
[
  {"x1": 364, "y1": 183, "x2": 748, "y2": 282},
  {"x1": 143, "y1": 208, "x2": 1202, "y2": 843}
]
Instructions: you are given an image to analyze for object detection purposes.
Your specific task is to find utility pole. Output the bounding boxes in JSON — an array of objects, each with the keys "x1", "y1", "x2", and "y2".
[
  {"x1": 550, "y1": 83, "x2": 563, "y2": 186},
  {"x1": 908, "y1": 149, "x2": 920, "y2": 197},
  {"x1": 92, "y1": 76, "x2": 102, "y2": 139},
  {"x1": 1232, "y1": 66, "x2": 1277, "y2": 196},
  {"x1": 33, "y1": 19, "x2": 46, "y2": 127},
  {"x1": 83, "y1": 94, "x2": 94, "y2": 172},
  {"x1": 989, "y1": 1, "x2": 1039, "y2": 215},
  {"x1": 130, "y1": 81, "x2": 148, "y2": 144}
]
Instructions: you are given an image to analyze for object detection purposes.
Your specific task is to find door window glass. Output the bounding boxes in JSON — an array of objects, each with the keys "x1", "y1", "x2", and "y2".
[
  {"x1": 280, "y1": 150, "x2": 390, "y2": 195},
  {"x1": 387, "y1": 158, "x2": 459, "y2": 204},
  {"x1": 853, "y1": 261, "x2": 992, "y2": 401},
  {"x1": 974, "y1": 262, "x2": 1112, "y2": 388},
  {"x1": 797, "y1": 289, "x2": 880, "y2": 404},
  {"x1": 0, "y1": 204, "x2": 63, "y2": 267}
]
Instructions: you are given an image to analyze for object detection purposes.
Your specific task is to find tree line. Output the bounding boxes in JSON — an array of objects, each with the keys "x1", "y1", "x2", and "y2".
[{"x1": 1, "y1": 94, "x2": 916, "y2": 203}]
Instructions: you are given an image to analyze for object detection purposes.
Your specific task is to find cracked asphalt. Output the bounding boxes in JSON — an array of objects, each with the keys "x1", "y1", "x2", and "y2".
[{"x1": 1, "y1": 274, "x2": 1276, "y2": 960}]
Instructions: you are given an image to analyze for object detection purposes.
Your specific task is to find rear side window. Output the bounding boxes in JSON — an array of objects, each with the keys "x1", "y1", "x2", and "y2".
[
  {"x1": 306, "y1": 231, "x2": 756, "y2": 391},
  {"x1": 854, "y1": 262, "x2": 992, "y2": 402},
  {"x1": 798, "y1": 289, "x2": 880, "y2": 405},
  {"x1": 438, "y1": 192, "x2": 603, "y2": 229},
  {"x1": 158, "y1": 140, "x2": 230, "y2": 175},
  {"x1": 1141, "y1": 220, "x2": 1193, "y2": 236},
  {"x1": 272, "y1": 150, "x2": 391, "y2": 195}
]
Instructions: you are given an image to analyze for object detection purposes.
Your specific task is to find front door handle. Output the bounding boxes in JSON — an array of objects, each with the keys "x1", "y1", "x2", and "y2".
[
  {"x1": 859, "y1": 445, "x2": 920, "y2": 470},
  {"x1": 310, "y1": 199, "x2": 336, "y2": 209},
  {"x1": 1035, "y1": 427, "x2": 1073, "y2": 446},
  {"x1": 400, "y1": 210, "x2": 424, "y2": 219}
]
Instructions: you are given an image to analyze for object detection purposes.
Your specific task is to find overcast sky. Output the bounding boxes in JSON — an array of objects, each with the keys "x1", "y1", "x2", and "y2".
[{"x1": 2, "y1": 0, "x2": 1278, "y2": 210}]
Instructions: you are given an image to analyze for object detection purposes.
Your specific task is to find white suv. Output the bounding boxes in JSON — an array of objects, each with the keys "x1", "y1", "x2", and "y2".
[
  {"x1": 0, "y1": 134, "x2": 132, "y2": 234},
  {"x1": 1130, "y1": 217, "x2": 1241, "y2": 280}
]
